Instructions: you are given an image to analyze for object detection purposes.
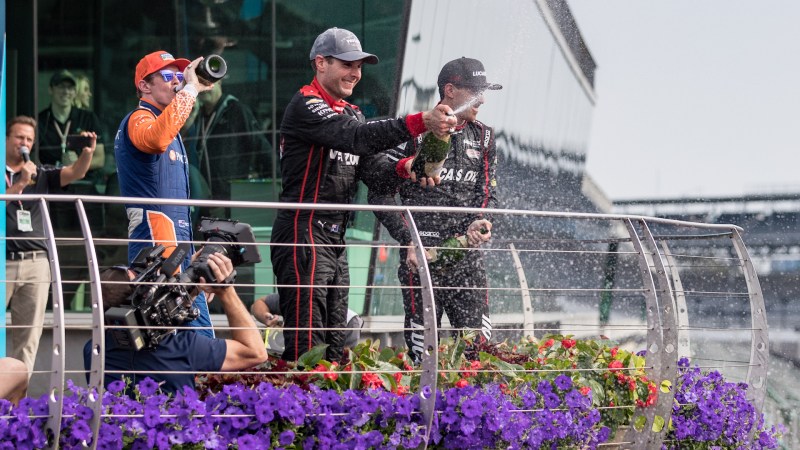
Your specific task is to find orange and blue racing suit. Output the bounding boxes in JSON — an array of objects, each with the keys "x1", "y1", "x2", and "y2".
[{"x1": 114, "y1": 95, "x2": 212, "y2": 337}]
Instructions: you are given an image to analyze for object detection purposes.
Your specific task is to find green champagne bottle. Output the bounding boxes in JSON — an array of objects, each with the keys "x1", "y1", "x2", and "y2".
[
  {"x1": 410, "y1": 132, "x2": 450, "y2": 179},
  {"x1": 436, "y1": 235, "x2": 469, "y2": 265},
  {"x1": 431, "y1": 228, "x2": 489, "y2": 266}
]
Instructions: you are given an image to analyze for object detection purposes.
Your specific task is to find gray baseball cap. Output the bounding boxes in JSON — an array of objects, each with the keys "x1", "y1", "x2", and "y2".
[{"x1": 309, "y1": 27, "x2": 379, "y2": 65}]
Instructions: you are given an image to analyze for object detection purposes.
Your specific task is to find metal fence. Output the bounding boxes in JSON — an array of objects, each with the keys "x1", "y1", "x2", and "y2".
[{"x1": 0, "y1": 194, "x2": 774, "y2": 449}]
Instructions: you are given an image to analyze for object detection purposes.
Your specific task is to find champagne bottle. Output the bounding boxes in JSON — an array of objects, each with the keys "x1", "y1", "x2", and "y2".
[
  {"x1": 410, "y1": 132, "x2": 450, "y2": 180},
  {"x1": 436, "y1": 235, "x2": 469, "y2": 265},
  {"x1": 431, "y1": 228, "x2": 489, "y2": 266}
]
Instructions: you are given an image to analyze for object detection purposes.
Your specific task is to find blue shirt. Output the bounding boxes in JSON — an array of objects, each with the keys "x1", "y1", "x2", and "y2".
[{"x1": 84, "y1": 330, "x2": 226, "y2": 395}]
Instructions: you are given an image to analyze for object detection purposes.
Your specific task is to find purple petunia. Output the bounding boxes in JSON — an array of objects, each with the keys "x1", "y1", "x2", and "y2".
[
  {"x1": 137, "y1": 378, "x2": 159, "y2": 397},
  {"x1": 106, "y1": 380, "x2": 126, "y2": 395},
  {"x1": 236, "y1": 434, "x2": 260, "y2": 450},
  {"x1": 278, "y1": 430, "x2": 295, "y2": 446},
  {"x1": 554, "y1": 374, "x2": 573, "y2": 391}
]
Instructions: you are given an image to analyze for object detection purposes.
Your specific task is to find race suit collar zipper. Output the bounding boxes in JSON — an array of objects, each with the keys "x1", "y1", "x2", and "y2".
[{"x1": 311, "y1": 78, "x2": 349, "y2": 114}]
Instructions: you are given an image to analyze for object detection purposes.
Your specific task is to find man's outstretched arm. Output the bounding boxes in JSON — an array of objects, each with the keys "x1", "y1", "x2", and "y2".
[{"x1": 199, "y1": 253, "x2": 268, "y2": 370}]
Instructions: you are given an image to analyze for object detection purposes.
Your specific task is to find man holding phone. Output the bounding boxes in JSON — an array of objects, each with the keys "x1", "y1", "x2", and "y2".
[
  {"x1": 37, "y1": 70, "x2": 105, "y2": 170},
  {"x1": 37, "y1": 69, "x2": 107, "y2": 309},
  {"x1": 5, "y1": 115, "x2": 95, "y2": 374}
]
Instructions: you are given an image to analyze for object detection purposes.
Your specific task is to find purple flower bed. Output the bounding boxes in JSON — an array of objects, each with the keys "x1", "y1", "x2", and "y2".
[
  {"x1": 661, "y1": 358, "x2": 783, "y2": 449},
  {"x1": 0, "y1": 344, "x2": 784, "y2": 449},
  {"x1": 0, "y1": 378, "x2": 606, "y2": 449}
]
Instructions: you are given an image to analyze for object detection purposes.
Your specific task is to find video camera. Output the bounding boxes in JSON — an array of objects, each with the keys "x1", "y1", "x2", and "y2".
[{"x1": 105, "y1": 218, "x2": 261, "y2": 351}]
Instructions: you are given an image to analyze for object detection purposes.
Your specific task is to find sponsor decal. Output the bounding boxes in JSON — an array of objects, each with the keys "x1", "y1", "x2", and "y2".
[
  {"x1": 466, "y1": 148, "x2": 481, "y2": 159},
  {"x1": 481, "y1": 314, "x2": 493, "y2": 340},
  {"x1": 410, "y1": 320, "x2": 425, "y2": 360},
  {"x1": 463, "y1": 139, "x2": 481, "y2": 149},
  {"x1": 472, "y1": 70, "x2": 486, "y2": 77},
  {"x1": 305, "y1": 98, "x2": 324, "y2": 105},
  {"x1": 418, "y1": 231, "x2": 440, "y2": 238},
  {"x1": 168, "y1": 150, "x2": 188, "y2": 164},
  {"x1": 484, "y1": 129, "x2": 491, "y2": 146},
  {"x1": 178, "y1": 219, "x2": 190, "y2": 228},
  {"x1": 491, "y1": 178, "x2": 497, "y2": 187},
  {"x1": 160, "y1": 53, "x2": 174, "y2": 60},
  {"x1": 439, "y1": 168, "x2": 477, "y2": 182},
  {"x1": 329, "y1": 149, "x2": 360, "y2": 166}
]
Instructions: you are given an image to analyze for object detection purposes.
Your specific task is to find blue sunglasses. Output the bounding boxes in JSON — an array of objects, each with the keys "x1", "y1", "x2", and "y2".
[{"x1": 158, "y1": 70, "x2": 185, "y2": 83}]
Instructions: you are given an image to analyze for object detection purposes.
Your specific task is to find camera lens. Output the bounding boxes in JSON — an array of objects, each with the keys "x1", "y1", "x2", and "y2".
[{"x1": 196, "y1": 54, "x2": 227, "y2": 85}]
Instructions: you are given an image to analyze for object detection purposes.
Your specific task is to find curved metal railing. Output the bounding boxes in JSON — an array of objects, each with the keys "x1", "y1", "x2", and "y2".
[{"x1": 0, "y1": 194, "x2": 771, "y2": 449}]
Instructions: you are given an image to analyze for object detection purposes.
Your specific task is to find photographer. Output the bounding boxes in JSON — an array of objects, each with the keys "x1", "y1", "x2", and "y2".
[{"x1": 83, "y1": 252, "x2": 267, "y2": 394}]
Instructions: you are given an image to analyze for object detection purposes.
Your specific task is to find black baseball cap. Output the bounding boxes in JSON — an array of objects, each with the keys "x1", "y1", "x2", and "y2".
[
  {"x1": 309, "y1": 27, "x2": 379, "y2": 65},
  {"x1": 437, "y1": 57, "x2": 502, "y2": 91},
  {"x1": 50, "y1": 69, "x2": 77, "y2": 87}
]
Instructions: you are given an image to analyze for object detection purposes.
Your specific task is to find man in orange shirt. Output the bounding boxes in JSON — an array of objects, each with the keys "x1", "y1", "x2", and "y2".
[{"x1": 113, "y1": 51, "x2": 215, "y2": 336}]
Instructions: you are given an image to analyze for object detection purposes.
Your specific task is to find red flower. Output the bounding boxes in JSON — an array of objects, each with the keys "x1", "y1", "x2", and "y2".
[
  {"x1": 561, "y1": 339, "x2": 576, "y2": 349},
  {"x1": 395, "y1": 385, "x2": 409, "y2": 396},
  {"x1": 609, "y1": 360, "x2": 624, "y2": 372},
  {"x1": 580, "y1": 386, "x2": 591, "y2": 396},
  {"x1": 361, "y1": 372, "x2": 384, "y2": 389},
  {"x1": 393, "y1": 372, "x2": 403, "y2": 384},
  {"x1": 455, "y1": 378, "x2": 469, "y2": 388},
  {"x1": 610, "y1": 347, "x2": 619, "y2": 358},
  {"x1": 325, "y1": 371, "x2": 338, "y2": 381}
]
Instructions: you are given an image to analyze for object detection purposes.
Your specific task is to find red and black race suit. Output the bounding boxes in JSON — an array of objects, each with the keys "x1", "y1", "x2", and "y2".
[{"x1": 272, "y1": 78, "x2": 424, "y2": 362}]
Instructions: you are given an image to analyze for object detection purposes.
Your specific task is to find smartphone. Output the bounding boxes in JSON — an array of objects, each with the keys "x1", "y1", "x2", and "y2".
[{"x1": 66, "y1": 134, "x2": 93, "y2": 150}]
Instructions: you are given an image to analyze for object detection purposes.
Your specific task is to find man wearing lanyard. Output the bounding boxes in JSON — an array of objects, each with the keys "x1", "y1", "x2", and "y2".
[
  {"x1": 36, "y1": 69, "x2": 107, "y2": 309},
  {"x1": 5, "y1": 115, "x2": 95, "y2": 374},
  {"x1": 114, "y1": 50, "x2": 216, "y2": 337}
]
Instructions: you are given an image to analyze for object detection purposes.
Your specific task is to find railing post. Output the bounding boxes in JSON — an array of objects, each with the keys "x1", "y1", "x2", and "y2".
[
  {"x1": 624, "y1": 219, "x2": 679, "y2": 450},
  {"x1": 729, "y1": 229, "x2": 769, "y2": 413},
  {"x1": 403, "y1": 209, "x2": 437, "y2": 448},
  {"x1": 75, "y1": 199, "x2": 105, "y2": 450},
  {"x1": 508, "y1": 243, "x2": 535, "y2": 338},
  {"x1": 41, "y1": 198, "x2": 64, "y2": 450},
  {"x1": 658, "y1": 241, "x2": 691, "y2": 359}
]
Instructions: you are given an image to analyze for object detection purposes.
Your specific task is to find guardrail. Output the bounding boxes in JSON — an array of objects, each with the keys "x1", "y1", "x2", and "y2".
[{"x1": 0, "y1": 194, "x2": 772, "y2": 449}]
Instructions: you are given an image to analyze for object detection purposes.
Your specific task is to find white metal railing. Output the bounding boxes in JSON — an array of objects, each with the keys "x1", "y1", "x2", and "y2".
[{"x1": 0, "y1": 194, "x2": 772, "y2": 450}]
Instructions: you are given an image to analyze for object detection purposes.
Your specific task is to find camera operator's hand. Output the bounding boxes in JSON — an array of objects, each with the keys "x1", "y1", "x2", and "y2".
[{"x1": 197, "y1": 253, "x2": 234, "y2": 297}]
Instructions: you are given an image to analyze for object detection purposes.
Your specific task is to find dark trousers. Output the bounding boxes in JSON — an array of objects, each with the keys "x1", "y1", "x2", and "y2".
[
  {"x1": 399, "y1": 248, "x2": 492, "y2": 363},
  {"x1": 271, "y1": 216, "x2": 349, "y2": 362}
]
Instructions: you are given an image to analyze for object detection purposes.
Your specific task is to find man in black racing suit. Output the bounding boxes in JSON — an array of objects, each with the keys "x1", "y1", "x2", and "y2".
[
  {"x1": 363, "y1": 57, "x2": 501, "y2": 363},
  {"x1": 272, "y1": 27, "x2": 455, "y2": 362}
]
